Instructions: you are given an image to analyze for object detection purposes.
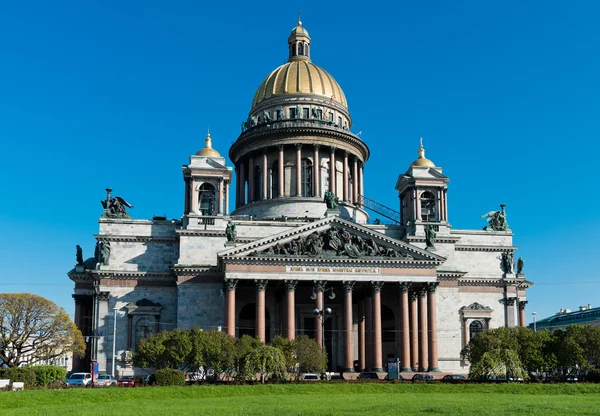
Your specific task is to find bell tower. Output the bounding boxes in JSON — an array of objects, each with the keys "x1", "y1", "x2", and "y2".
[{"x1": 395, "y1": 139, "x2": 450, "y2": 236}]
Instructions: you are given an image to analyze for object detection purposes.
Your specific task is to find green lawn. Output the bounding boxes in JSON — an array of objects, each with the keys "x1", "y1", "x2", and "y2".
[{"x1": 1, "y1": 383, "x2": 599, "y2": 415}]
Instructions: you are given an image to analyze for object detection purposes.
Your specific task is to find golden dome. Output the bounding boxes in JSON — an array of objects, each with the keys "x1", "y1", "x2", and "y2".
[
  {"x1": 196, "y1": 132, "x2": 221, "y2": 157},
  {"x1": 410, "y1": 138, "x2": 435, "y2": 168},
  {"x1": 251, "y1": 21, "x2": 347, "y2": 109},
  {"x1": 252, "y1": 61, "x2": 347, "y2": 109}
]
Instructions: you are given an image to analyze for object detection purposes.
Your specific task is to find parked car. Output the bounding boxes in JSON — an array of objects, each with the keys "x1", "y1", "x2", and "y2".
[
  {"x1": 300, "y1": 373, "x2": 320, "y2": 381},
  {"x1": 411, "y1": 373, "x2": 434, "y2": 382},
  {"x1": 442, "y1": 374, "x2": 466, "y2": 383},
  {"x1": 66, "y1": 372, "x2": 93, "y2": 387},
  {"x1": 94, "y1": 374, "x2": 117, "y2": 387},
  {"x1": 329, "y1": 374, "x2": 345, "y2": 381},
  {"x1": 117, "y1": 375, "x2": 136, "y2": 387},
  {"x1": 185, "y1": 371, "x2": 206, "y2": 383},
  {"x1": 357, "y1": 372, "x2": 380, "y2": 380},
  {"x1": 144, "y1": 373, "x2": 156, "y2": 385}
]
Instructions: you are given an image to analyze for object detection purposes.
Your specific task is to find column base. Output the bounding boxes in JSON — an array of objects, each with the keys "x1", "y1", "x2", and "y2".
[
  {"x1": 419, "y1": 367, "x2": 428, "y2": 372},
  {"x1": 372, "y1": 367, "x2": 384, "y2": 372},
  {"x1": 342, "y1": 368, "x2": 355, "y2": 373},
  {"x1": 400, "y1": 368, "x2": 412, "y2": 372},
  {"x1": 428, "y1": 367, "x2": 440, "y2": 372}
]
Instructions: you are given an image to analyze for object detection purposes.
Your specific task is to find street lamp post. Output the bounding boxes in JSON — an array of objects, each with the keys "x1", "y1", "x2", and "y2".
[
  {"x1": 111, "y1": 308, "x2": 117, "y2": 378},
  {"x1": 313, "y1": 308, "x2": 332, "y2": 350},
  {"x1": 532, "y1": 312, "x2": 537, "y2": 333}
]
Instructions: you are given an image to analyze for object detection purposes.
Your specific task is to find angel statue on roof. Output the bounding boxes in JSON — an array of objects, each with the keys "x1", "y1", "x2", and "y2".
[
  {"x1": 481, "y1": 204, "x2": 509, "y2": 231},
  {"x1": 101, "y1": 188, "x2": 134, "y2": 219}
]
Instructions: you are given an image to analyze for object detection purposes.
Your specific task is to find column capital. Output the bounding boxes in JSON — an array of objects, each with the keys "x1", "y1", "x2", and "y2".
[
  {"x1": 295, "y1": 143, "x2": 303, "y2": 150},
  {"x1": 313, "y1": 144, "x2": 320, "y2": 151},
  {"x1": 398, "y1": 282, "x2": 411, "y2": 293},
  {"x1": 330, "y1": 146, "x2": 336, "y2": 153},
  {"x1": 371, "y1": 281, "x2": 384, "y2": 293},
  {"x1": 518, "y1": 300, "x2": 528, "y2": 310},
  {"x1": 313, "y1": 280, "x2": 326, "y2": 292},
  {"x1": 224, "y1": 279, "x2": 238, "y2": 291},
  {"x1": 426, "y1": 282, "x2": 439, "y2": 293},
  {"x1": 342, "y1": 280, "x2": 355, "y2": 293},
  {"x1": 284, "y1": 279, "x2": 298, "y2": 291},
  {"x1": 219, "y1": 177, "x2": 224, "y2": 183},
  {"x1": 278, "y1": 144, "x2": 285, "y2": 151},
  {"x1": 505, "y1": 297, "x2": 516, "y2": 306},
  {"x1": 417, "y1": 286, "x2": 428, "y2": 298},
  {"x1": 262, "y1": 148, "x2": 268, "y2": 155},
  {"x1": 255, "y1": 279, "x2": 268, "y2": 291},
  {"x1": 98, "y1": 292, "x2": 110, "y2": 302},
  {"x1": 409, "y1": 291, "x2": 419, "y2": 302},
  {"x1": 344, "y1": 150, "x2": 349, "y2": 157}
]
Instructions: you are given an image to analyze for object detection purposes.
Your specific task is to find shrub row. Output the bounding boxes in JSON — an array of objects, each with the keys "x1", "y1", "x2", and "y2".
[
  {"x1": 0, "y1": 366, "x2": 67, "y2": 388},
  {"x1": 154, "y1": 368, "x2": 185, "y2": 386}
]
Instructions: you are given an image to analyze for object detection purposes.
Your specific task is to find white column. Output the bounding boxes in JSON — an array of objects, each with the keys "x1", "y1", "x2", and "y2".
[
  {"x1": 225, "y1": 180, "x2": 230, "y2": 215},
  {"x1": 218, "y1": 178, "x2": 223, "y2": 215},
  {"x1": 313, "y1": 145, "x2": 320, "y2": 197}
]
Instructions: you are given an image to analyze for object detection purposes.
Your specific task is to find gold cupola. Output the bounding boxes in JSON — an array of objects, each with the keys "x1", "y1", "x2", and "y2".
[
  {"x1": 251, "y1": 21, "x2": 348, "y2": 109},
  {"x1": 410, "y1": 138, "x2": 436, "y2": 168},
  {"x1": 195, "y1": 131, "x2": 222, "y2": 157}
]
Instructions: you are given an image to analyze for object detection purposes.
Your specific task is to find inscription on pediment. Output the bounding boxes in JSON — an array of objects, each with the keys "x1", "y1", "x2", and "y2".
[{"x1": 250, "y1": 227, "x2": 413, "y2": 260}]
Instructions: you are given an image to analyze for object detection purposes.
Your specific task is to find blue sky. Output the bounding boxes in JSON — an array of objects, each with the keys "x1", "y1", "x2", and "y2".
[{"x1": 1, "y1": 1, "x2": 599, "y2": 323}]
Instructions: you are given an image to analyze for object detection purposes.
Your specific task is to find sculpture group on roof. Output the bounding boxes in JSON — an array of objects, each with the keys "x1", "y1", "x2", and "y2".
[
  {"x1": 101, "y1": 188, "x2": 134, "y2": 219},
  {"x1": 482, "y1": 204, "x2": 509, "y2": 231}
]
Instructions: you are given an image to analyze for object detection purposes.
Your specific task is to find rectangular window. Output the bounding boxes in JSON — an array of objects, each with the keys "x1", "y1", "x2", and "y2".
[
  {"x1": 303, "y1": 108, "x2": 309, "y2": 119},
  {"x1": 337, "y1": 116, "x2": 342, "y2": 127},
  {"x1": 289, "y1": 108, "x2": 296, "y2": 119}
]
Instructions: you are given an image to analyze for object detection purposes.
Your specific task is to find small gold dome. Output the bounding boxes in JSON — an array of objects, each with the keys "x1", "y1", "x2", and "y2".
[
  {"x1": 410, "y1": 138, "x2": 435, "y2": 168},
  {"x1": 196, "y1": 132, "x2": 221, "y2": 157},
  {"x1": 252, "y1": 61, "x2": 347, "y2": 109}
]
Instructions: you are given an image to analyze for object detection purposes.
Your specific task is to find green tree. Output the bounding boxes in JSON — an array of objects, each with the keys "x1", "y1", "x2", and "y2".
[
  {"x1": 271, "y1": 335, "x2": 295, "y2": 372},
  {"x1": 133, "y1": 329, "x2": 191, "y2": 369},
  {"x1": 233, "y1": 335, "x2": 262, "y2": 379},
  {"x1": 245, "y1": 344, "x2": 287, "y2": 383},
  {"x1": 0, "y1": 293, "x2": 85, "y2": 367},
  {"x1": 292, "y1": 335, "x2": 327, "y2": 375}
]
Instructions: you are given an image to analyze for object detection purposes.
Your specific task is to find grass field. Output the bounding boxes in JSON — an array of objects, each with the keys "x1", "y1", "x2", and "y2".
[{"x1": 1, "y1": 383, "x2": 599, "y2": 415}]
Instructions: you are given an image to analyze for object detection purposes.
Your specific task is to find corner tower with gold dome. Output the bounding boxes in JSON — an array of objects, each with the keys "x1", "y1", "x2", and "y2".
[{"x1": 229, "y1": 21, "x2": 370, "y2": 222}]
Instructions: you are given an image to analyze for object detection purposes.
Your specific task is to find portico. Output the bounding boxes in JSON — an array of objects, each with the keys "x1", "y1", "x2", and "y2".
[{"x1": 219, "y1": 216, "x2": 444, "y2": 372}]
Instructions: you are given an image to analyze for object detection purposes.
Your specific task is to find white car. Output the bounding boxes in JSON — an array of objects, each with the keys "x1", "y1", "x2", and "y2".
[
  {"x1": 94, "y1": 374, "x2": 117, "y2": 387},
  {"x1": 66, "y1": 372, "x2": 92, "y2": 387},
  {"x1": 300, "y1": 373, "x2": 320, "y2": 381}
]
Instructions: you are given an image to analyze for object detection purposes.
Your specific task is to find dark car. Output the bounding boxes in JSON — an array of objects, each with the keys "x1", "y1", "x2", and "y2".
[
  {"x1": 411, "y1": 373, "x2": 434, "y2": 382},
  {"x1": 357, "y1": 372, "x2": 380, "y2": 380},
  {"x1": 442, "y1": 374, "x2": 466, "y2": 383},
  {"x1": 117, "y1": 375, "x2": 136, "y2": 387},
  {"x1": 329, "y1": 374, "x2": 345, "y2": 381}
]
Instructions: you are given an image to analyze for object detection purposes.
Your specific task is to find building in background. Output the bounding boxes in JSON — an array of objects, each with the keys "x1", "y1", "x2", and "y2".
[
  {"x1": 530, "y1": 305, "x2": 600, "y2": 332},
  {"x1": 68, "y1": 21, "x2": 532, "y2": 376}
]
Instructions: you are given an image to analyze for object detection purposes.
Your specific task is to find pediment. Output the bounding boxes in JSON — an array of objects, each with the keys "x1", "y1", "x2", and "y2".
[
  {"x1": 189, "y1": 156, "x2": 228, "y2": 170},
  {"x1": 219, "y1": 217, "x2": 445, "y2": 264}
]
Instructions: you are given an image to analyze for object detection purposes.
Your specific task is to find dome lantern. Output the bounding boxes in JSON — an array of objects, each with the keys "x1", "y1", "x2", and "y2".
[
  {"x1": 288, "y1": 18, "x2": 311, "y2": 62},
  {"x1": 196, "y1": 130, "x2": 222, "y2": 158},
  {"x1": 410, "y1": 138, "x2": 435, "y2": 168}
]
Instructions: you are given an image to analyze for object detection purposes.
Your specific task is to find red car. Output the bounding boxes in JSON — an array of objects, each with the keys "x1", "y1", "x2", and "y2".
[{"x1": 117, "y1": 375, "x2": 135, "y2": 387}]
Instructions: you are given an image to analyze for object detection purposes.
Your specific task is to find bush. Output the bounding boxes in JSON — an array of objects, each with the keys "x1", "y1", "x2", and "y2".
[
  {"x1": 154, "y1": 369, "x2": 185, "y2": 386},
  {"x1": 0, "y1": 367, "x2": 36, "y2": 388},
  {"x1": 31, "y1": 366, "x2": 67, "y2": 387}
]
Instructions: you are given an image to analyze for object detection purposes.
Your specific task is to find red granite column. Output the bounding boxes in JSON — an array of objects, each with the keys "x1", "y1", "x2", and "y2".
[
  {"x1": 239, "y1": 161, "x2": 246, "y2": 206},
  {"x1": 225, "y1": 180, "x2": 230, "y2": 215},
  {"x1": 427, "y1": 282, "x2": 439, "y2": 372},
  {"x1": 278, "y1": 145, "x2": 284, "y2": 197},
  {"x1": 329, "y1": 147, "x2": 336, "y2": 194},
  {"x1": 314, "y1": 281, "x2": 325, "y2": 348},
  {"x1": 225, "y1": 279, "x2": 238, "y2": 337},
  {"x1": 295, "y1": 144, "x2": 302, "y2": 196},
  {"x1": 365, "y1": 294, "x2": 373, "y2": 370},
  {"x1": 343, "y1": 151, "x2": 349, "y2": 201},
  {"x1": 358, "y1": 300, "x2": 366, "y2": 372},
  {"x1": 399, "y1": 283, "x2": 411, "y2": 372},
  {"x1": 409, "y1": 290, "x2": 418, "y2": 371},
  {"x1": 262, "y1": 150, "x2": 268, "y2": 200},
  {"x1": 343, "y1": 281, "x2": 355, "y2": 372},
  {"x1": 518, "y1": 300, "x2": 528, "y2": 328},
  {"x1": 248, "y1": 156, "x2": 255, "y2": 202},
  {"x1": 218, "y1": 177, "x2": 224, "y2": 215},
  {"x1": 372, "y1": 281, "x2": 384, "y2": 372},
  {"x1": 418, "y1": 287, "x2": 429, "y2": 372},
  {"x1": 285, "y1": 280, "x2": 297, "y2": 340},
  {"x1": 255, "y1": 280, "x2": 267, "y2": 343},
  {"x1": 352, "y1": 157, "x2": 359, "y2": 204},
  {"x1": 313, "y1": 145, "x2": 320, "y2": 197}
]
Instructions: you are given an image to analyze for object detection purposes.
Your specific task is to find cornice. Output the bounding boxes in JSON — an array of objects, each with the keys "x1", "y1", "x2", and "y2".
[
  {"x1": 455, "y1": 245, "x2": 518, "y2": 252},
  {"x1": 223, "y1": 256, "x2": 439, "y2": 268},
  {"x1": 95, "y1": 235, "x2": 178, "y2": 243},
  {"x1": 405, "y1": 236, "x2": 461, "y2": 244}
]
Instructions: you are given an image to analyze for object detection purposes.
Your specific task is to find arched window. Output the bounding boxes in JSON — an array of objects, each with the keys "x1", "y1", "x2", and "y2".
[
  {"x1": 301, "y1": 158, "x2": 312, "y2": 196},
  {"x1": 290, "y1": 44, "x2": 296, "y2": 57},
  {"x1": 271, "y1": 160, "x2": 279, "y2": 198},
  {"x1": 135, "y1": 318, "x2": 152, "y2": 349},
  {"x1": 420, "y1": 191, "x2": 436, "y2": 221},
  {"x1": 323, "y1": 161, "x2": 330, "y2": 194},
  {"x1": 254, "y1": 165, "x2": 262, "y2": 201},
  {"x1": 199, "y1": 183, "x2": 216, "y2": 215},
  {"x1": 298, "y1": 42, "x2": 304, "y2": 56},
  {"x1": 469, "y1": 320, "x2": 483, "y2": 340}
]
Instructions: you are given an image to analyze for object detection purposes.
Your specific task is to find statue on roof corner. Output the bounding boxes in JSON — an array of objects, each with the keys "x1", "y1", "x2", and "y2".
[
  {"x1": 481, "y1": 203, "x2": 509, "y2": 231},
  {"x1": 226, "y1": 220, "x2": 237, "y2": 243},
  {"x1": 516, "y1": 256, "x2": 525, "y2": 274},
  {"x1": 76, "y1": 245, "x2": 84, "y2": 265},
  {"x1": 324, "y1": 191, "x2": 339, "y2": 210},
  {"x1": 425, "y1": 225, "x2": 436, "y2": 251},
  {"x1": 101, "y1": 188, "x2": 134, "y2": 219}
]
